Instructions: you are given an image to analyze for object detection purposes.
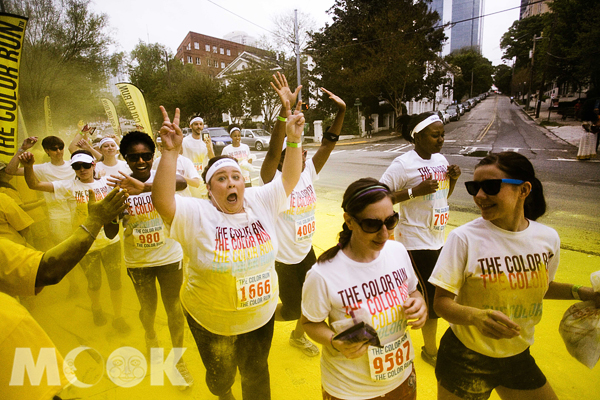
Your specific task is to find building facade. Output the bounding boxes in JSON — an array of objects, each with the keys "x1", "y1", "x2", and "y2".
[{"x1": 450, "y1": 0, "x2": 483, "y2": 53}]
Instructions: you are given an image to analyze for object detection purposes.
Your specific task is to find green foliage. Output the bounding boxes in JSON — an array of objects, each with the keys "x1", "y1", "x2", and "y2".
[
  {"x1": 500, "y1": 14, "x2": 546, "y2": 70},
  {"x1": 445, "y1": 49, "x2": 494, "y2": 101},
  {"x1": 494, "y1": 64, "x2": 513, "y2": 95},
  {"x1": 307, "y1": 0, "x2": 447, "y2": 116}
]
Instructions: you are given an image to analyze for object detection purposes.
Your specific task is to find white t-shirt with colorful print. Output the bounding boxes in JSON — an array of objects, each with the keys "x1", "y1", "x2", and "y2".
[
  {"x1": 429, "y1": 217, "x2": 560, "y2": 358},
  {"x1": 380, "y1": 150, "x2": 450, "y2": 250},
  {"x1": 302, "y1": 241, "x2": 419, "y2": 399},
  {"x1": 169, "y1": 176, "x2": 288, "y2": 335}
]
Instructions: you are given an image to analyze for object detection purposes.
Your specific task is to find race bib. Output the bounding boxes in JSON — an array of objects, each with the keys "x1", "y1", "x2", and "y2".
[
  {"x1": 295, "y1": 215, "x2": 315, "y2": 242},
  {"x1": 431, "y1": 206, "x2": 449, "y2": 232},
  {"x1": 132, "y1": 226, "x2": 165, "y2": 249},
  {"x1": 194, "y1": 163, "x2": 203, "y2": 173},
  {"x1": 367, "y1": 333, "x2": 414, "y2": 382},
  {"x1": 235, "y1": 271, "x2": 272, "y2": 310}
]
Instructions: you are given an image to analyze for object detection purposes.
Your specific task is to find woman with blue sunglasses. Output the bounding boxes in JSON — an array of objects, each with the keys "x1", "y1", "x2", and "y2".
[{"x1": 430, "y1": 152, "x2": 599, "y2": 400}]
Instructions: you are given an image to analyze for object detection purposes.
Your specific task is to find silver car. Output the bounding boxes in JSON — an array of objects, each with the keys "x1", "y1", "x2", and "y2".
[{"x1": 241, "y1": 129, "x2": 271, "y2": 151}]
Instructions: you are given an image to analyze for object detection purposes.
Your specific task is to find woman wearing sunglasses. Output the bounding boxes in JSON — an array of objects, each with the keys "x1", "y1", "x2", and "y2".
[
  {"x1": 429, "y1": 152, "x2": 600, "y2": 400},
  {"x1": 301, "y1": 178, "x2": 427, "y2": 400},
  {"x1": 19, "y1": 149, "x2": 130, "y2": 333},
  {"x1": 380, "y1": 111, "x2": 461, "y2": 367}
]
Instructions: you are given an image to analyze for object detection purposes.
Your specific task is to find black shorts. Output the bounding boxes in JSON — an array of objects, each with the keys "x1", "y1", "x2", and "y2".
[
  {"x1": 435, "y1": 329, "x2": 547, "y2": 400},
  {"x1": 407, "y1": 249, "x2": 441, "y2": 319},
  {"x1": 275, "y1": 247, "x2": 316, "y2": 321}
]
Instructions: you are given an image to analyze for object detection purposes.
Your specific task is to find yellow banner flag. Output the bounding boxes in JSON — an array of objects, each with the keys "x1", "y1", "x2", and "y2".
[
  {"x1": 44, "y1": 95, "x2": 54, "y2": 136},
  {"x1": 116, "y1": 82, "x2": 152, "y2": 134},
  {"x1": 101, "y1": 98, "x2": 121, "y2": 136},
  {"x1": 0, "y1": 13, "x2": 28, "y2": 163}
]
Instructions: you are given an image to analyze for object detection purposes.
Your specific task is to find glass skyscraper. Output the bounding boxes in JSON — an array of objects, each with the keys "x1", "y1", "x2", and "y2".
[{"x1": 429, "y1": 0, "x2": 484, "y2": 55}]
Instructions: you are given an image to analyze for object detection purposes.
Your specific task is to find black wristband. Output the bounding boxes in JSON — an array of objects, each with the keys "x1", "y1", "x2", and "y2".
[{"x1": 323, "y1": 131, "x2": 339, "y2": 142}]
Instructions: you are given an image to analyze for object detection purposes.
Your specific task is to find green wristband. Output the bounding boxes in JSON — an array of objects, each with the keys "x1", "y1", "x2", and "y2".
[
  {"x1": 286, "y1": 141, "x2": 300, "y2": 148},
  {"x1": 277, "y1": 116, "x2": 287, "y2": 122},
  {"x1": 572, "y1": 284, "x2": 583, "y2": 300}
]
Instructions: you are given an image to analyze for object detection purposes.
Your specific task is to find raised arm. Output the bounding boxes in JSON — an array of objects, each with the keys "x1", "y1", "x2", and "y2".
[
  {"x1": 77, "y1": 138, "x2": 103, "y2": 161},
  {"x1": 311, "y1": 88, "x2": 346, "y2": 174},
  {"x1": 5, "y1": 136, "x2": 37, "y2": 176},
  {"x1": 108, "y1": 171, "x2": 188, "y2": 195},
  {"x1": 36, "y1": 188, "x2": 129, "y2": 287},
  {"x1": 152, "y1": 106, "x2": 182, "y2": 225},
  {"x1": 19, "y1": 152, "x2": 55, "y2": 192},
  {"x1": 281, "y1": 101, "x2": 304, "y2": 196},
  {"x1": 261, "y1": 72, "x2": 301, "y2": 184}
]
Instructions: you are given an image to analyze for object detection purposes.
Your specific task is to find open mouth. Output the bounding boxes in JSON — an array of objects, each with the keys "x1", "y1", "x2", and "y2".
[
  {"x1": 478, "y1": 203, "x2": 495, "y2": 211},
  {"x1": 227, "y1": 193, "x2": 237, "y2": 203}
]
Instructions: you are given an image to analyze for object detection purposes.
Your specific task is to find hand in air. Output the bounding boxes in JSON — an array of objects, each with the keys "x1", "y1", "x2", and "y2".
[
  {"x1": 285, "y1": 100, "x2": 305, "y2": 143},
  {"x1": 159, "y1": 106, "x2": 183, "y2": 151},
  {"x1": 21, "y1": 136, "x2": 38, "y2": 150},
  {"x1": 270, "y1": 72, "x2": 301, "y2": 109},
  {"x1": 107, "y1": 171, "x2": 145, "y2": 196},
  {"x1": 321, "y1": 88, "x2": 346, "y2": 111},
  {"x1": 18, "y1": 151, "x2": 35, "y2": 167},
  {"x1": 87, "y1": 187, "x2": 129, "y2": 226}
]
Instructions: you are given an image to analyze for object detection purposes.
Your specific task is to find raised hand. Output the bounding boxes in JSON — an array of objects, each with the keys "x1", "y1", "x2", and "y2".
[
  {"x1": 20, "y1": 136, "x2": 38, "y2": 151},
  {"x1": 159, "y1": 106, "x2": 183, "y2": 151},
  {"x1": 86, "y1": 187, "x2": 129, "y2": 226},
  {"x1": 321, "y1": 88, "x2": 346, "y2": 111},
  {"x1": 270, "y1": 72, "x2": 301, "y2": 108},
  {"x1": 18, "y1": 151, "x2": 35, "y2": 167},
  {"x1": 77, "y1": 139, "x2": 93, "y2": 152},
  {"x1": 107, "y1": 172, "x2": 145, "y2": 195},
  {"x1": 285, "y1": 100, "x2": 305, "y2": 143}
]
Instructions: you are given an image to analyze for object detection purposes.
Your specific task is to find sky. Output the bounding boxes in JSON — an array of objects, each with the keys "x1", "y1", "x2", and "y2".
[{"x1": 90, "y1": 0, "x2": 520, "y2": 66}]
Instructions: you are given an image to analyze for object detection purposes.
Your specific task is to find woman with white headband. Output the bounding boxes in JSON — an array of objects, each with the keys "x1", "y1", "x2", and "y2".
[
  {"x1": 19, "y1": 149, "x2": 130, "y2": 333},
  {"x1": 380, "y1": 111, "x2": 461, "y2": 367},
  {"x1": 95, "y1": 137, "x2": 132, "y2": 178},
  {"x1": 152, "y1": 102, "x2": 304, "y2": 400}
]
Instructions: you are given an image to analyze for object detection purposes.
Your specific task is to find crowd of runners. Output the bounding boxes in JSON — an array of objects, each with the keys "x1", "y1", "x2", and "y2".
[{"x1": 1, "y1": 73, "x2": 599, "y2": 400}]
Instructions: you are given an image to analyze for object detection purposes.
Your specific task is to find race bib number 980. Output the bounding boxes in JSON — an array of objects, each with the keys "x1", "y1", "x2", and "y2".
[
  {"x1": 367, "y1": 333, "x2": 414, "y2": 382},
  {"x1": 235, "y1": 271, "x2": 272, "y2": 310},
  {"x1": 133, "y1": 226, "x2": 165, "y2": 249}
]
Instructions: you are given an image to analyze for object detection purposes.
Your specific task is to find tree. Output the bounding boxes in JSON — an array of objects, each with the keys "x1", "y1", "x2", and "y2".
[
  {"x1": 494, "y1": 64, "x2": 513, "y2": 95},
  {"x1": 445, "y1": 49, "x2": 494, "y2": 101},
  {"x1": 307, "y1": 0, "x2": 446, "y2": 118},
  {"x1": 5, "y1": 0, "x2": 113, "y2": 133},
  {"x1": 500, "y1": 14, "x2": 546, "y2": 70},
  {"x1": 271, "y1": 10, "x2": 317, "y2": 58}
]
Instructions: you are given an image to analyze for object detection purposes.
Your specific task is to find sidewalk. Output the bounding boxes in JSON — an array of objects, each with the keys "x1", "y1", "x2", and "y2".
[
  {"x1": 304, "y1": 129, "x2": 402, "y2": 147},
  {"x1": 518, "y1": 100, "x2": 584, "y2": 147}
]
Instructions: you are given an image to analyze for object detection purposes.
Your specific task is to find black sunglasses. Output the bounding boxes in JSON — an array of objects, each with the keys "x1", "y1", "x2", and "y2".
[
  {"x1": 72, "y1": 162, "x2": 93, "y2": 171},
  {"x1": 465, "y1": 179, "x2": 525, "y2": 196},
  {"x1": 48, "y1": 145, "x2": 64, "y2": 151},
  {"x1": 125, "y1": 152, "x2": 153, "y2": 162},
  {"x1": 352, "y1": 212, "x2": 399, "y2": 233}
]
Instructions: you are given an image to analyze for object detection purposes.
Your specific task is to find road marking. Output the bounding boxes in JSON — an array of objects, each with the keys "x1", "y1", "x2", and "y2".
[
  {"x1": 444, "y1": 140, "x2": 456, "y2": 143},
  {"x1": 476, "y1": 115, "x2": 495, "y2": 142},
  {"x1": 384, "y1": 144, "x2": 412, "y2": 153},
  {"x1": 502, "y1": 148, "x2": 521, "y2": 152},
  {"x1": 330, "y1": 150, "x2": 347, "y2": 155},
  {"x1": 549, "y1": 158, "x2": 600, "y2": 163}
]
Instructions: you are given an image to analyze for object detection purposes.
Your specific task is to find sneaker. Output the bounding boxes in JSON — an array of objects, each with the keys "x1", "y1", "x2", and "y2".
[
  {"x1": 175, "y1": 360, "x2": 194, "y2": 390},
  {"x1": 421, "y1": 346, "x2": 437, "y2": 367},
  {"x1": 289, "y1": 332, "x2": 320, "y2": 357},
  {"x1": 112, "y1": 317, "x2": 131, "y2": 334},
  {"x1": 92, "y1": 308, "x2": 107, "y2": 326}
]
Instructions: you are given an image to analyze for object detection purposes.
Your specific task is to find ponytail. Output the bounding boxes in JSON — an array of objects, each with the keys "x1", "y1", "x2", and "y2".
[{"x1": 524, "y1": 177, "x2": 546, "y2": 221}]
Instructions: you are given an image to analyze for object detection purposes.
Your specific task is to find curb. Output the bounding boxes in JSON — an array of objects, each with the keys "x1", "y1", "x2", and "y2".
[
  {"x1": 518, "y1": 107, "x2": 577, "y2": 148},
  {"x1": 304, "y1": 133, "x2": 402, "y2": 147}
]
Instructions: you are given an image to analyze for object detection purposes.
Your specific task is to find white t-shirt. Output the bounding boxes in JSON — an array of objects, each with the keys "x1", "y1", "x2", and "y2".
[
  {"x1": 182, "y1": 135, "x2": 208, "y2": 174},
  {"x1": 33, "y1": 162, "x2": 75, "y2": 220},
  {"x1": 429, "y1": 218, "x2": 560, "y2": 358},
  {"x1": 222, "y1": 144, "x2": 253, "y2": 184},
  {"x1": 153, "y1": 155, "x2": 200, "y2": 197},
  {"x1": 380, "y1": 150, "x2": 450, "y2": 250},
  {"x1": 169, "y1": 176, "x2": 288, "y2": 335},
  {"x1": 52, "y1": 177, "x2": 119, "y2": 252},
  {"x1": 123, "y1": 172, "x2": 183, "y2": 269},
  {"x1": 275, "y1": 159, "x2": 318, "y2": 264},
  {"x1": 302, "y1": 241, "x2": 418, "y2": 399},
  {"x1": 95, "y1": 160, "x2": 132, "y2": 179}
]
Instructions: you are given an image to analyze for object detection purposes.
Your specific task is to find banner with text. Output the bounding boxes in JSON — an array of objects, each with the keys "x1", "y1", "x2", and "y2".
[
  {"x1": 0, "y1": 13, "x2": 28, "y2": 163},
  {"x1": 116, "y1": 83, "x2": 152, "y2": 134},
  {"x1": 101, "y1": 98, "x2": 121, "y2": 136}
]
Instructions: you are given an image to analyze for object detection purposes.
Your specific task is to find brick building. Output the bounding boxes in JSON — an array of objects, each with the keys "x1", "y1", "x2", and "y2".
[{"x1": 175, "y1": 32, "x2": 269, "y2": 78}]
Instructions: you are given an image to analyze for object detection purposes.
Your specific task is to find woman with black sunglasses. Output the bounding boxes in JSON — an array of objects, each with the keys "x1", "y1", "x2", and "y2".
[
  {"x1": 19, "y1": 149, "x2": 130, "y2": 333},
  {"x1": 380, "y1": 111, "x2": 461, "y2": 367},
  {"x1": 301, "y1": 178, "x2": 426, "y2": 400},
  {"x1": 429, "y1": 152, "x2": 600, "y2": 400}
]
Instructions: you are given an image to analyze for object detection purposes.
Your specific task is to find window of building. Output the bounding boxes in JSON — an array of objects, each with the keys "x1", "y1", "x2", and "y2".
[
  {"x1": 205, "y1": 44, "x2": 210, "y2": 51},
  {"x1": 221, "y1": 62, "x2": 225, "y2": 69},
  {"x1": 196, "y1": 57, "x2": 201, "y2": 65},
  {"x1": 194, "y1": 42, "x2": 199, "y2": 49},
  {"x1": 213, "y1": 46, "x2": 217, "y2": 53},
  {"x1": 226, "y1": 49, "x2": 231, "y2": 56},
  {"x1": 187, "y1": 56, "x2": 193, "y2": 63},
  {"x1": 180, "y1": 58, "x2": 184, "y2": 63},
  {"x1": 220, "y1": 48, "x2": 224, "y2": 54},
  {"x1": 186, "y1": 43, "x2": 191, "y2": 50}
]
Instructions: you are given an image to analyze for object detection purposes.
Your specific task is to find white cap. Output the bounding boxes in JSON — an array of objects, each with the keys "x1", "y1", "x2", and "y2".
[
  {"x1": 70, "y1": 153, "x2": 94, "y2": 165},
  {"x1": 410, "y1": 115, "x2": 442, "y2": 138}
]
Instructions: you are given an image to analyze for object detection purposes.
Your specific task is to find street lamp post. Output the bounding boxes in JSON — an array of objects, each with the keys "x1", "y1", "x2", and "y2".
[{"x1": 354, "y1": 98, "x2": 362, "y2": 137}]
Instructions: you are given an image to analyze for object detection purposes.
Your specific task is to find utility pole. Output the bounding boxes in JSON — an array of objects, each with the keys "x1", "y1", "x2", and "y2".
[
  {"x1": 294, "y1": 9, "x2": 302, "y2": 103},
  {"x1": 526, "y1": 34, "x2": 543, "y2": 111}
]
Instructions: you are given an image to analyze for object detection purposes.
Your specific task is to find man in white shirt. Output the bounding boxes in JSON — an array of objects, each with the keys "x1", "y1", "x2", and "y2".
[{"x1": 181, "y1": 117, "x2": 215, "y2": 198}]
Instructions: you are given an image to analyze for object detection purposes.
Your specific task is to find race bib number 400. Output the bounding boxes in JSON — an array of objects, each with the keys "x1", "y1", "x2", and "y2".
[
  {"x1": 367, "y1": 333, "x2": 414, "y2": 382},
  {"x1": 431, "y1": 206, "x2": 449, "y2": 232},
  {"x1": 235, "y1": 271, "x2": 272, "y2": 310},
  {"x1": 133, "y1": 226, "x2": 165, "y2": 249},
  {"x1": 295, "y1": 215, "x2": 315, "y2": 242}
]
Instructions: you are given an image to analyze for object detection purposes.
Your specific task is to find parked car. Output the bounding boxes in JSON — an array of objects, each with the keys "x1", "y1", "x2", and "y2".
[
  {"x1": 435, "y1": 110, "x2": 449, "y2": 124},
  {"x1": 461, "y1": 101, "x2": 471, "y2": 112},
  {"x1": 467, "y1": 98, "x2": 477, "y2": 108},
  {"x1": 241, "y1": 129, "x2": 271, "y2": 151},
  {"x1": 445, "y1": 105, "x2": 460, "y2": 121},
  {"x1": 456, "y1": 103, "x2": 465, "y2": 115},
  {"x1": 203, "y1": 127, "x2": 232, "y2": 156}
]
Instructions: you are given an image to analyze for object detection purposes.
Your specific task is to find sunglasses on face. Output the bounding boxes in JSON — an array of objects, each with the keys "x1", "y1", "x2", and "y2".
[
  {"x1": 464, "y1": 179, "x2": 525, "y2": 196},
  {"x1": 48, "y1": 146, "x2": 64, "y2": 151},
  {"x1": 72, "y1": 162, "x2": 93, "y2": 171},
  {"x1": 352, "y1": 212, "x2": 399, "y2": 233},
  {"x1": 125, "y1": 152, "x2": 153, "y2": 162}
]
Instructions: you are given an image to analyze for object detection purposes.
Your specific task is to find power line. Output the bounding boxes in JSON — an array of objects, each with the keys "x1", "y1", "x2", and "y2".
[{"x1": 203, "y1": 0, "x2": 279, "y2": 37}]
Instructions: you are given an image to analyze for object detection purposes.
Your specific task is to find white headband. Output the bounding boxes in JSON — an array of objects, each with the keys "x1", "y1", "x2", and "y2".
[
  {"x1": 189, "y1": 117, "x2": 204, "y2": 126},
  {"x1": 205, "y1": 158, "x2": 242, "y2": 183},
  {"x1": 99, "y1": 137, "x2": 117, "y2": 147},
  {"x1": 71, "y1": 153, "x2": 94, "y2": 165},
  {"x1": 410, "y1": 115, "x2": 442, "y2": 138},
  {"x1": 230, "y1": 127, "x2": 240, "y2": 134}
]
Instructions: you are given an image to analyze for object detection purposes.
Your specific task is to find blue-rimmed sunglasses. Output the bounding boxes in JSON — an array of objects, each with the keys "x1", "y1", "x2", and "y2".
[{"x1": 465, "y1": 179, "x2": 525, "y2": 196}]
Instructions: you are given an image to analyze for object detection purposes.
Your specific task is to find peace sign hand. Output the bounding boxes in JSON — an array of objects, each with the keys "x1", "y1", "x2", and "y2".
[
  {"x1": 285, "y1": 100, "x2": 305, "y2": 143},
  {"x1": 159, "y1": 106, "x2": 183, "y2": 151}
]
